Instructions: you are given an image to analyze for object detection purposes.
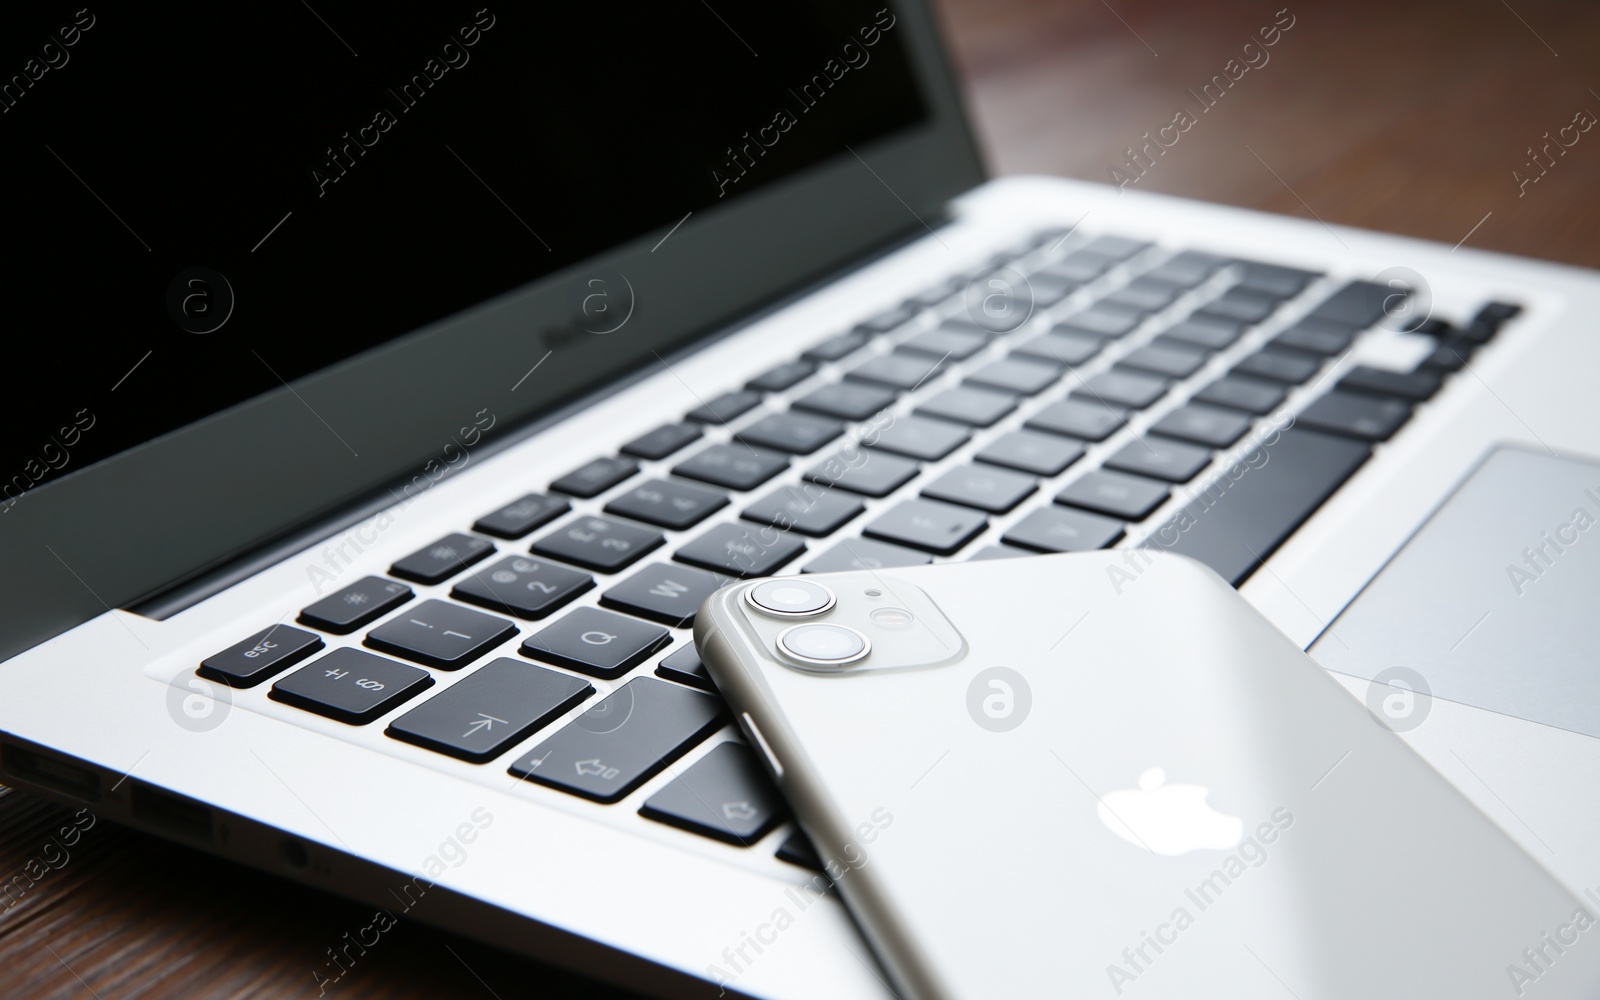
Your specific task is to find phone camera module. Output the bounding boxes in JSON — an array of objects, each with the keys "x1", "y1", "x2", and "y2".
[
  {"x1": 746, "y1": 579, "x2": 837, "y2": 618},
  {"x1": 777, "y1": 623, "x2": 870, "y2": 666}
]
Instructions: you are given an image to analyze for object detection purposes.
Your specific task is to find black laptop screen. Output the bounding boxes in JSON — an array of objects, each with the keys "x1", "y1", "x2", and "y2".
[{"x1": 1, "y1": 1, "x2": 925, "y2": 486}]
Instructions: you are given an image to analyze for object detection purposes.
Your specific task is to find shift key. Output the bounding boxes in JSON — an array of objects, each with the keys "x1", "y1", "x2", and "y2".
[{"x1": 508, "y1": 678, "x2": 725, "y2": 803}]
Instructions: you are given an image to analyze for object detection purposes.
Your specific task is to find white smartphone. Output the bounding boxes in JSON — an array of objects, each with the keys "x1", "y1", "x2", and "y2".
[{"x1": 696, "y1": 552, "x2": 1600, "y2": 1000}]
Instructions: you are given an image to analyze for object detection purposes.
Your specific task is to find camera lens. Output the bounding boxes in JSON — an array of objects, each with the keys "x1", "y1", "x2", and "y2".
[
  {"x1": 746, "y1": 579, "x2": 836, "y2": 618},
  {"x1": 777, "y1": 623, "x2": 870, "y2": 666}
]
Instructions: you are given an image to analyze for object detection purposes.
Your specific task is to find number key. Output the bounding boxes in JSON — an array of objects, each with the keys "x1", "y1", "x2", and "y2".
[
  {"x1": 531, "y1": 516, "x2": 664, "y2": 573},
  {"x1": 270, "y1": 647, "x2": 433, "y2": 725},
  {"x1": 452, "y1": 555, "x2": 593, "y2": 619}
]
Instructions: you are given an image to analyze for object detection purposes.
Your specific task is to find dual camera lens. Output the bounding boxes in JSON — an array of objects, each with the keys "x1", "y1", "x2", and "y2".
[{"x1": 745, "y1": 579, "x2": 869, "y2": 666}]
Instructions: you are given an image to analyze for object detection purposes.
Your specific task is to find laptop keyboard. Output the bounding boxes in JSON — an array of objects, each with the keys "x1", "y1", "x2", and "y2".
[{"x1": 194, "y1": 227, "x2": 1523, "y2": 871}]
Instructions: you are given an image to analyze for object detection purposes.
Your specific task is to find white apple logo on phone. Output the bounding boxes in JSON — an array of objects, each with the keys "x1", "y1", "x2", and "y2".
[{"x1": 1096, "y1": 767, "x2": 1243, "y2": 856}]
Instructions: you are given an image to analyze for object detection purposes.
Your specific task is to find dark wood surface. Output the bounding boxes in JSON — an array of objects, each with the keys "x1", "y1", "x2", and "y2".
[{"x1": 5, "y1": 2, "x2": 1598, "y2": 997}]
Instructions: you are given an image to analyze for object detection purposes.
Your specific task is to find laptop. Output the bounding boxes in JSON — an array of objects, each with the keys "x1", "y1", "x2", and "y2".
[{"x1": 3, "y1": 2, "x2": 1597, "y2": 997}]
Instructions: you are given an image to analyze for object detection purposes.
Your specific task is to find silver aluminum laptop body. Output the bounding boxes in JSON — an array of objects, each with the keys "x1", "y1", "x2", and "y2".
[{"x1": 5, "y1": 5, "x2": 1600, "y2": 998}]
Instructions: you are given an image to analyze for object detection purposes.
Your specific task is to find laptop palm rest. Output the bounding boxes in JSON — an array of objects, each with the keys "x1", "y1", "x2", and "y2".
[{"x1": 1313, "y1": 445, "x2": 1600, "y2": 738}]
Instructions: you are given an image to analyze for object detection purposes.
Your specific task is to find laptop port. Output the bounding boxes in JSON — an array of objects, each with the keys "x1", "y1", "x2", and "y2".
[
  {"x1": 1, "y1": 743, "x2": 102, "y2": 803},
  {"x1": 130, "y1": 783, "x2": 213, "y2": 844}
]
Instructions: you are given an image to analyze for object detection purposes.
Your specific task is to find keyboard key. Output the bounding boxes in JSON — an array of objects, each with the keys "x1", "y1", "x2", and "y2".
[
  {"x1": 604, "y1": 479, "x2": 729, "y2": 530},
  {"x1": 640, "y1": 742, "x2": 784, "y2": 846},
  {"x1": 602, "y1": 563, "x2": 734, "y2": 627},
  {"x1": 1144, "y1": 429, "x2": 1371, "y2": 584},
  {"x1": 921, "y1": 465, "x2": 1037, "y2": 513},
  {"x1": 1104, "y1": 276, "x2": 1181, "y2": 313},
  {"x1": 976, "y1": 430, "x2": 1085, "y2": 476},
  {"x1": 1475, "y1": 301, "x2": 1522, "y2": 326},
  {"x1": 473, "y1": 493, "x2": 571, "y2": 540},
  {"x1": 521, "y1": 607, "x2": 672, "y2": 679},
  {"x1": 299, "y1": 577, "x2": 413, "y2": 635},
  {"x1": 1418, "y1": 338, "x2": 1473, "y2": 372},
  {"x1": 1150, "y1": 405, "x2": 1253, "y2": 448},
  {"x1": 620, "y1": 423, "x2": 703, "y2": 460},
  {"x1": 1003, "y1": 507, "x2": 1123, "y2": 553},
  {"x1": 686, "y1": 389, "x2": 762, "y2": 425},
  {"x1": 1307, "y1": 281, "x2": 1390, "y2": 327},
  {"x1": 965, "y1": 358, "x2": 1061, "y2": 396},
  {"x1": 802, "y1": 331, "x2": 870, "y2": 362},
  {"x1": 1234, "y1": 349, "x2": 1322, "y2": 385},
  {"x1": 1105, "y1": 438, "x2": 1214, "y2": 483},
  {"x1": 675, "y1": 522, "x2": 807, "y2": 578},
  {"x1": 365, "y1": 600, "x2": 517, "y2": 670},
  {"x1": 390, "y1": 533, "x2": 495, "y2": 585},
  {"x1": 1143, "y1": 251, "x2": 1228, "y2": 288},
  {"x1": 1054, "y1": 304, "x2": 1142, "y2": 339},
  {"x1": 970, "y1": 544, "x2": 1035, "y2": 561},
  {"x1": 1161, "y1": 316, "x2": 1245, "y2": 351},
  {"x1": 806, "y1": 450, "x2": 919, "y2": 497},
  {"x1": 1013, "y1": 331, "x2": 1102, "y2": 366},
  {"x1": 1056, "y1": 470, "x2": 1170, "y2": 520},
  {"x1": 1272, "y1": 319, "x2": 1357, "y2": 356},
  {"x1": 1039, "y1": 250, "x2": 1115, "y2": 283},
  {"x1": 906, "y1": 276, "x2": 967, "y2": 308},
  {"x1": 1193, "y1": 375, "x2": 1287, "y2": 415},
  {"x1": 452, "y1": 555, "x2": 594, "y2": 619},
  {"x1": 803, "y1": 537, "x2": 933, "y2": 572},
  {"x1": 846, "y1": 353, "x2": 946, "y2": 391},
  {"x1": 742, "y1": 485, "x2": 865, "y2": 536},
  {"x1": 386, "y1": 658, "x2": 592, "y2": 763},
  {"x1": 863, "y1": 414, "x2": 971, "y2": 461},
  {"x1": 508, "y1": 677, "x2": 725, "y2": 803},
  {"x1": 1337, "y1": 365, "x2": 1442, "y2": 402},
  {"x1": 1295, "y1": 391, "x2": 1412, "y2": 441},
  {"x1": 672, "y1": 444, "x2": 790, "y2": 491},
  {"x1": 531, "y1": 516, "x2": 664, "y2": 573},
  {"x1": 747, "y1": 359, "x2": 819, "y2": 393},
  {"x1": 775, "y1": 832, "x2": 824, "y2": 871},
  {"x1": 735, "y1": 412, "x2": 843, "y2": 455},
  {"x1": 1084, "y1": 235, "x2": 1148, "y2": 259},
  {"x1": 1235, "y1": 262, "x2": 1318, "y2": 299},
  {"x1": 858, "y1": 302, "x2": 919, "y2": 333},
  {"x1": 1199, "y1": 289, "x2": 1277, "y2": 324},
  {"x1": 551, "y1": 456, "x2": 640, "y2": 498},
  {"x1": 1118, "y1": 343, "x2": 1208, "y2": 379},
  {"x1": 898, "y1": 328, "x2": 988, "y2": 361},
  {"x1": 271, "y1": 647, "x2": 433, "y2": 725},
  {"x1": 656, "y1": 643, "x2": 713, "y2": 690},
  {"x1": 864, "y1": 499, "x2": 987, "y2": 555},
  {"x1": 1025, "y1": 399, "x2": 1123, "y2": 443},
  {"x1": 1080, "y1": 370, "x2": 1169, "y2": 410},
  {"x1": 915, "y1": 386, "x2": 1016, "y2": 427},
  {"x1": 792, "y1": 382, "x2": 897, "y2": 422},
  {"x1": 198, "y1": 625, "x2": 324, "y2": 689}
]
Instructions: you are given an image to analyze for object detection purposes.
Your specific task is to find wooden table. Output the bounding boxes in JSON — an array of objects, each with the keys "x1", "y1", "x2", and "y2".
[{"x1": 6, "y1": 2, "x2": 1597, "y2": 996}]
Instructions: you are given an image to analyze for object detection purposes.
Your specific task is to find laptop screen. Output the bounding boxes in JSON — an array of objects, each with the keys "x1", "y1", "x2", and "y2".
[
  {"x1": 4, "y1": 3, "x2": 925, "y2": 487},
  {"x1": 0, "y1": 1, "x2": 981, "y2": 659}
]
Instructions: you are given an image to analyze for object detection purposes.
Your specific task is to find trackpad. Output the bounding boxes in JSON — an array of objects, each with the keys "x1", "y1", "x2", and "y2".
[{"x1": 1312, "y1": 446, "x2": 1600, "y2": 738}]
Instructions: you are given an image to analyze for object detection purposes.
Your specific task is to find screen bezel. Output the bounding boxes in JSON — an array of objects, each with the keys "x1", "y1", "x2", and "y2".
[{"x1": 0, "y1": 0, "x2": 985, "y2": 663}]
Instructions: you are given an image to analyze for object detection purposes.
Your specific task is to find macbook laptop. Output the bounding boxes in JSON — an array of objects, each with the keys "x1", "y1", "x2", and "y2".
[{"x1": 4, "y1": 2, "x2": 1599, "y2": 997}]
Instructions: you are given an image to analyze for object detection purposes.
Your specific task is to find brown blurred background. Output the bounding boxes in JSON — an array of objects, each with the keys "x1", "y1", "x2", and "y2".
[{"x1": 4, "y1": 1, "x2": 1599, "y2": 996}]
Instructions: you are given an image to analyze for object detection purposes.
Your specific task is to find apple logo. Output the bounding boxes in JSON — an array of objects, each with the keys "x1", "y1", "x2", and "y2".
[{"x1": 1096, "y1": 767, "x2": 1243, "y2": 856}]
